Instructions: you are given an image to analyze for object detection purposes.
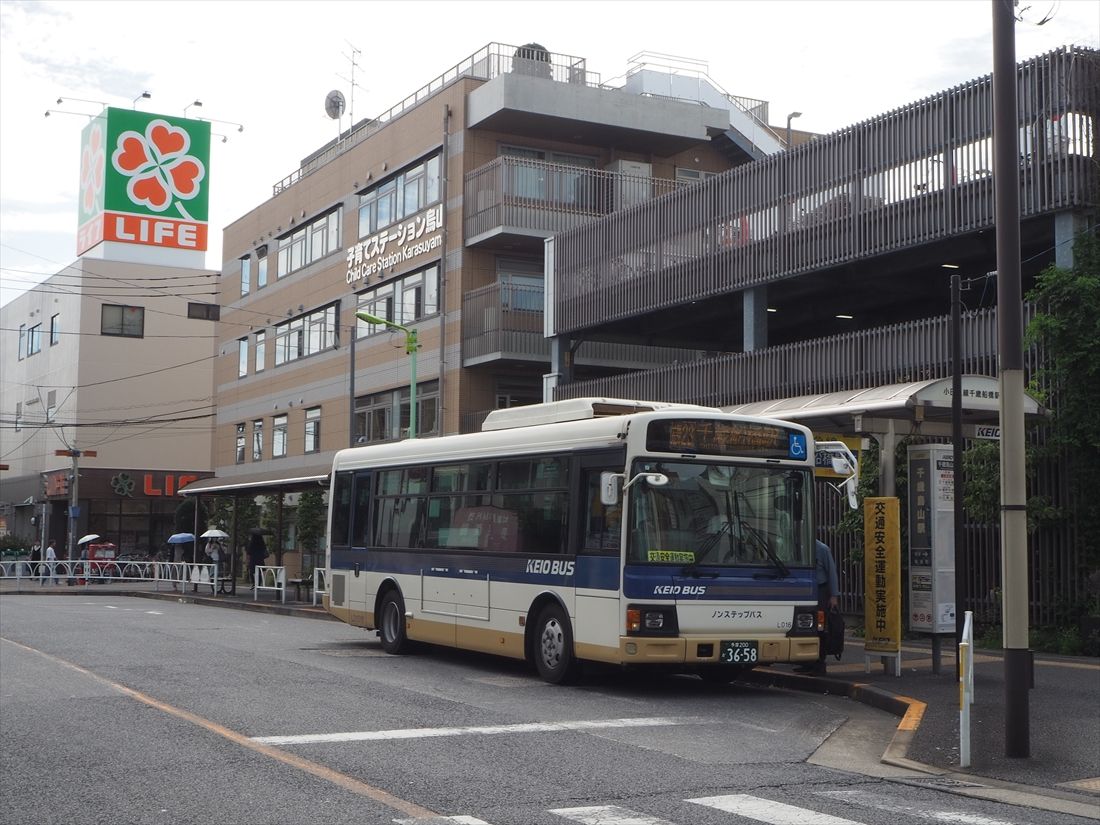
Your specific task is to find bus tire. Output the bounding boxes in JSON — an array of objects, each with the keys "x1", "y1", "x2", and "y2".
[
  {"x1": 379, "y1": 590, "x2": 409, "y2": 655},
  {"x1": 533, "y1": 603, "x2": 580, "y2": 685}
]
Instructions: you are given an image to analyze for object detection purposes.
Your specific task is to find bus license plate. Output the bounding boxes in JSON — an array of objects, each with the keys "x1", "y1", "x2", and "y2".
[{"x1": 719, "y1": 641, "x2": 758, "y2": 664}]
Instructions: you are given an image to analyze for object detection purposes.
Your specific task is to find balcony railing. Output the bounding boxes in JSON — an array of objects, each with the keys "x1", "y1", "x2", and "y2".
[
  {"x1": 273, "y1": 43, "x2": 599, "y2": 195},
  {"x1": 462, "y1": 281, "x2": 700, "y2": 367},
  {"x1": 465, "y1": 157, "x2": 678, "y2": 243}
]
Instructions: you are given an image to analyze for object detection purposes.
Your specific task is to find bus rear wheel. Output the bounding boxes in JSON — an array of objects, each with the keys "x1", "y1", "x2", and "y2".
[
  {"x1": 379, "y1": 590, "x2": 409, "y2": 654},
  {"x1": 533, "y1": 603, "x2": 580, "y2": 685}
]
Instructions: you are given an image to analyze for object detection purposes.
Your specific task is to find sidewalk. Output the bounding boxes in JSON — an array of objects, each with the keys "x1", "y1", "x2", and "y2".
[{"x1": 745, "y1": 633, "x2": 1100, "y2": 820}]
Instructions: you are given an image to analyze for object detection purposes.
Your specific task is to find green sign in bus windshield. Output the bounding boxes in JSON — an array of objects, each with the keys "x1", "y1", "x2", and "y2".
[{"x1": 646, "y1": 418, "x2": 807, "y2": 460}]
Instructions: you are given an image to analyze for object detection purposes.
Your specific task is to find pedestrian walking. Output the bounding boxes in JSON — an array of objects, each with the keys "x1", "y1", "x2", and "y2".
[
  {"x1": 43, "y1": 540, "x2": 58, "y2": 585},
  {"x1": 247, "y1": 531, "x2": 268, "y2": 585},
  {"x1": 796, "y1": 539, "x2": 839, "y2": 675}
]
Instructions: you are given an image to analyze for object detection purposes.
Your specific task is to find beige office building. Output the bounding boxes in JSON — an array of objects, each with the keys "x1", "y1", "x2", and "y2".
[{"x1": 189, "y1": 43, "x2": 783, "y2": 503}]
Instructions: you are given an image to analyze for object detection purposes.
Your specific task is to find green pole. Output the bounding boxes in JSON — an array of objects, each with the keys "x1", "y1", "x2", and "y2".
[{"x1": 407, "y1": 330, "x2": 418, "y2": 439}]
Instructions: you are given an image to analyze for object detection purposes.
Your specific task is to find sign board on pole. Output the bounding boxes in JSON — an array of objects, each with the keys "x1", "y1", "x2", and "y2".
[
  {"x1": 864, "y1": 496, "x2": 901, "y2": 653},
  {"x1": 907, "y1": 444, "x2": 956, "y2": 633}
]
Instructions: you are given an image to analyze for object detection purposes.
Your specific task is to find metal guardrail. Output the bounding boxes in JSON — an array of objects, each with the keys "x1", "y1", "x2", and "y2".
[
  {"x1": 253, "y1": 565, "x2": 286, "y2": 603},
  {"x1": 274, "y1": 43, "x2": 598, "y2": 195},
  {"x1": 0, "y1": 560, "x2": 219, "y2": 592},
  {"x1": 312, "y1": 567, "x2": 328, "y2": 607}
]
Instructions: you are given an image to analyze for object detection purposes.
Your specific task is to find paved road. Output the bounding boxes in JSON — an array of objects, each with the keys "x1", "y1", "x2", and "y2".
[{"x1": 1, "y1": 595, "x2": 1091, "y2": 825}]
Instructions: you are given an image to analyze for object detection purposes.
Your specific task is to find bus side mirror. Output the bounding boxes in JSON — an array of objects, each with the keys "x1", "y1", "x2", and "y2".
[
  {"x1": 600, "y1": 472, "x2": 622, "y2": 506},
  {"x1": 831, "y1": 457, "x2": 850, "y2": 475}
]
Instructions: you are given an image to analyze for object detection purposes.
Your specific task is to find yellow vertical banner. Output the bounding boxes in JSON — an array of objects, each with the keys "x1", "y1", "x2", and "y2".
[{"x1": 864, "y1": 496, "x2": 901, "y2": 653}]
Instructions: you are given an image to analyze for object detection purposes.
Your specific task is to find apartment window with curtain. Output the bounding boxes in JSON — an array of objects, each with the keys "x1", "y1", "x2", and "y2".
[
  {"x1": 101, "y1": 305, "x2": 144, "y2": 338},
  {"x1": 272, "y1": 415, "x2": 288, "y2": 457},
  {"x1": 240, "y1": 255, "x2": 251, "y2": 295},
  {"x1": 238, "y1": 338, "x2": 248, "y2": 378},
  {"x1": 27, "y1": 324, "x2": 42, "y2": 355},
  {"x1": 254, "y1": 330, "x2": 266, "y2": 373},
  {"x1": 304, "y1": 407, "x2": 321, "y2": 453},
  {"x1": 235, "y1": 423, "x2": 246, "y2": 464},
  {"x1": 50, "y1": 313, "x2": 61, "y2": 345},
  {"x1": 46, "y1": 390, "x2": 56, "y2": 422},
  {"x1": 500, "y1": 145, "x2": 597, "y2": 206},
  {"x1": 252, "y1": 419, "x2": 264, "y2": 461},
  {"x1": 497, "y1": 257, "x2": 544, "y2": 311}
]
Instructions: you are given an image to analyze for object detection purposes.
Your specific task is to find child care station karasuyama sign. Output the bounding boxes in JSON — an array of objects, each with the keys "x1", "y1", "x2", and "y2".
[{"x1": 77, "y1": 107, "x2": 211, "y2": 255}]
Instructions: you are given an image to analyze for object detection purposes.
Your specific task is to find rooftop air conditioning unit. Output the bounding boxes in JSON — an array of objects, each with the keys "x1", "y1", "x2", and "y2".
[{"x1": 605, "y1": 160, "x2": 652, "y2": 211}]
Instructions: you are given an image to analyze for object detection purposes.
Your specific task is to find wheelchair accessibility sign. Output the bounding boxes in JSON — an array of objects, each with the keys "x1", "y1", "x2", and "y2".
[{"x1": 788, "y1": 433, "x2": 808, "y2": 460}]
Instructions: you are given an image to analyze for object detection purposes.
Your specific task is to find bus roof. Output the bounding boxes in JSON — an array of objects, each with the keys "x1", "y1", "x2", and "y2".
[{"x1": 481, "y1": 397, "x2": 717, "y2": 431}]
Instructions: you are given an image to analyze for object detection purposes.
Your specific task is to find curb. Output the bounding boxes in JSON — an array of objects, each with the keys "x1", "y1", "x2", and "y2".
[{"x1": 125, "y1": 589, "x2": 338, "y2": 621}]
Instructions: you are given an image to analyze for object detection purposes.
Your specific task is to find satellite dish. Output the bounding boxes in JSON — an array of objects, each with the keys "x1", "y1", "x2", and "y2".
[{"x1": 324, "y1": 89, "x2": 346, "y2": 120}]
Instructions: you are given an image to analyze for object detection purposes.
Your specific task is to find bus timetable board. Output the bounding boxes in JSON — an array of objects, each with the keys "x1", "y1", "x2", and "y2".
[{"x1": 646, "y1": 418, "x2": 808, "y2": 461}]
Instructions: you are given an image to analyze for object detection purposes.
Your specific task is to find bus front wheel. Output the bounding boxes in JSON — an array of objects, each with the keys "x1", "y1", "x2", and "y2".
[
  {"x1": 379, "y1": 590, "x2": 409, "y2": 654},
  {"x1": 533, "y1": 603, "x2": 580, "y2": 685}
]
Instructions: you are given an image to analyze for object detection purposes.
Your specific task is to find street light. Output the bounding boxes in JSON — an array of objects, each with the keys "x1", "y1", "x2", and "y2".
[
  {"x1": 355, "y1": 312, "x2": 419, "y2": 439},
  {"x1": 184, "y1": 99, "x2": 202, "y2": 117},
  {"x1": 786, "y1": 111, "x2": 803, "y2": 148}
]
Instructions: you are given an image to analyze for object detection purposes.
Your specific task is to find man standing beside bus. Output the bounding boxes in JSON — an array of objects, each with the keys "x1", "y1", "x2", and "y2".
[{"x1": 796, "y1": 539, "x2": 838, "y2": 675}]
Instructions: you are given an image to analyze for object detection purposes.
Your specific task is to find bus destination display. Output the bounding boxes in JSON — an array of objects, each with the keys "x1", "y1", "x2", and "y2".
[{"x1": 646, "y1": 418, "x2": 807, "y2": 460}]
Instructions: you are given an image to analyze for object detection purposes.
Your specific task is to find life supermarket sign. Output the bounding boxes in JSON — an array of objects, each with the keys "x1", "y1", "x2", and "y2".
[{"x1": 77, "y1": 107, "x2": 211, "y2": 255}]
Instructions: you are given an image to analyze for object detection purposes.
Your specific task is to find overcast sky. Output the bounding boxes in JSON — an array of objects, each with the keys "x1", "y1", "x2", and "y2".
[{"x1": 1, "y1": 0, "x2": 1097, "y2": 306}]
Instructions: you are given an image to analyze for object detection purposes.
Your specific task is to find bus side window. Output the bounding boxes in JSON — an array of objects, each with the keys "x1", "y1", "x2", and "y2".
[
  {"x1": 331, "y1": 472, "x2": 354, "y2": 547},
  {"x1": 583, "y1": 469, "x2": 622, "y2": 552},
  {"x1": 350, "y1": 472, "x2": 372, "y2": 547}
]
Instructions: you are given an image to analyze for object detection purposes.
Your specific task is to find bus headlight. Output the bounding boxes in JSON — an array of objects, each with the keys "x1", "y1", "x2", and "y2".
[{"x1": 626, "y1": 605, "x2": 679, "y2": 636}]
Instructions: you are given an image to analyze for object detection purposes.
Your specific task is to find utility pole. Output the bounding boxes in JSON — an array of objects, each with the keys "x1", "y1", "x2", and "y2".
[
  {"x1": 55, "y1": 448, "x2": 96, "y2": 561},
  {"x1": 991, "y1": 0, "x2": 1031, "y2": 758}
]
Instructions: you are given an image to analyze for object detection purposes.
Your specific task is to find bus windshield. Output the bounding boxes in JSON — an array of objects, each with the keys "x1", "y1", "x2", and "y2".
[{"x1": 626, "y1": 459, "x2": 814, "y2": 571}]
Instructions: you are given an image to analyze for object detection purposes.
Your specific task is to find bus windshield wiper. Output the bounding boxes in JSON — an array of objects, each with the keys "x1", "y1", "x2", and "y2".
[
  {"x1": 739, "y1": 519, "x2": 790, "y2": 578},
  {"x1": 681, "y1": 561, "x2": 720, "y2": 578}
]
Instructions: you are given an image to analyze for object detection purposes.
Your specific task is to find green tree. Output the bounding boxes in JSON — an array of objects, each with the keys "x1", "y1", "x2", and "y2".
[
  {"x1": 260, "y1": 494, "x2": 287, "y2": 565},
  {"x1": 1025, "y1": 233, "x2": 1100, "y2": 566},
  {"x1": 209, "y1": 495, "x2": 261, "y2": 578},
  {"x1": 295, "y1": 488, "x2": 326, "y2": 576}
]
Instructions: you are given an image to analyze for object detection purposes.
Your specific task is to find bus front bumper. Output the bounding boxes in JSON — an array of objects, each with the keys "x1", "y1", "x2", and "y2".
[{"x1": 618, "y1": 635, "x2": 819, "y2": 664}]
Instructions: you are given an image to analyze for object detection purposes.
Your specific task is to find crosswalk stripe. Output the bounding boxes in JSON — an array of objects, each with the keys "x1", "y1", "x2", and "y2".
[
  {"x1": 818, "y1": 789, "x2": 1019, "y2": 825},
  {"x1": 393, "y1": 816, "x2": 490, "y2": 824},
  {"x1": 550, "y1": 805, "x2": 676, "y2": 825},
  {"x1": 688, "y1": 794, "x2": 863, "y2": 824}
]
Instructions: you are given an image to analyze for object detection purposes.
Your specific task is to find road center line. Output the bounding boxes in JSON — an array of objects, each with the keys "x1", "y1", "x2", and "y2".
[
  {"x1": 0, "y1": 636, "x2": 436, "y2": 819},
  {"x1": 252, "y1": 716, "x2": 708, "y2": 746}
]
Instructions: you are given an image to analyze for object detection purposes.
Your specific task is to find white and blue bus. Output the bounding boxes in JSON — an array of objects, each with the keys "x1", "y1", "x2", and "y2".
[{"x1": 325, "y1": 398, "x2": 855, "y2": 684}]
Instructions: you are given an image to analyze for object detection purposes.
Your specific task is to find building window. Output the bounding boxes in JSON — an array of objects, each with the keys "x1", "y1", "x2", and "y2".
[
  {"x1": 235, "y1": 423, "x2": 246, "y2": 464},
  {"x1": 27, "y1": 324, "x2": 42, "y2": 356},
  {"x1": 277, "y1": 210, "x2": 340, "y2": 278},
  {"x1": 500, "y1": 145, "x2": 597, "y2": 205},
  {"x1": 274, "y1": 303, "x2": 337, "y2": 366},
  {"x1": 355, "y1": 264, "x2": 438, "y2": 338},
  {"x1": 354, "y1": 380, "x2": 439, "y2": 443},
  {"x1": 46, "y1": 390, "x2": 56, "y2": 423},
  {"x1": 304, "y1": 407, "x2": 321, "y2": 453},
  {"x1": 272, "y1": 415, "x2": 288, "y2": 458},
  {"x1": 50, "y1": 314, "x2": 61, "y2": 345},
  {"x1": 257, "y1": 247, "x2": 269, "y2": 288},
  {"x1": 102, "y1": 305, "x2": 145, "y2": 338},
  {"x1": 18, "y1": 324, "x2": 26, "y2": 359},
  {"x1": 675, "y1": 167, "x2": 719, "y2": 189},
  {"x1": 497, "y1": 257, "x2": 544, "y2": 311},
  {"x1": 252, "y1": 419, "x2": 264, "y2": 461},
  {"x1": 187, "y1": 303, "x2": 219, "y2": 320},
  {"x1": 357, "y1": 153, "x2": 441, "y2": 239},
  {"x1": 238, "y1": 338, "x2": 248, "y2": 378},
  {"x1": 254, "y1": 331, "x2": 266, "y2": 373},
  {"x1": 14, "y1": 402, "x2": 22, "y2": 432},
  {"x1": 240, "y1": 255, "x2": 251, "y2": 295}
]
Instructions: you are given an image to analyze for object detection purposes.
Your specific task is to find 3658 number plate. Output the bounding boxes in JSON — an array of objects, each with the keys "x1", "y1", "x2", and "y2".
[{"x1": 719, "y1": 640, "x2": 758, "y2": 664}]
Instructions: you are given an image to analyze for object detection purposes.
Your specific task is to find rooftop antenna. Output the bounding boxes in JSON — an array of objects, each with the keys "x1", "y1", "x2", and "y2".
[{"x1": 337, "y1": 41, "x2": 363, "y2": 129}]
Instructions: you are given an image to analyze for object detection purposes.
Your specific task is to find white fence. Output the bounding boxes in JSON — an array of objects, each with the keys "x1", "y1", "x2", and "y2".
[{"x1": 0, "y1": 559, "x2": 221, "y2": 592}]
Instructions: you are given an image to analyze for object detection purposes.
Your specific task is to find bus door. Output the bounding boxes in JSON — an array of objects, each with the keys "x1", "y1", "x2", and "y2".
[{"x1": 572, "y1": 456, "x2": 624, "y2": 657}]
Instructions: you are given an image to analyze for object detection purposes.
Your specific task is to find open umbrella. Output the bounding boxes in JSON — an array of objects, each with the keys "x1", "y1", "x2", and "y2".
[
  {"x1": 200, "y1": 528, "x2": 229, "y2": 539},
  {"x1": 167, "y1": 532, "x2": 195, "y2": 544},
  {"x1": 77, "y1": 534, "x2": 101, "y2": 545}
]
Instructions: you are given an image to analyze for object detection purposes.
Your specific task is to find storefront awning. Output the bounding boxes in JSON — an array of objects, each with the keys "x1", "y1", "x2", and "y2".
[
  {"x1": 722, "y1": 375, "x2": 1044, "y2": 438},
  {"x1": 178, "y1": 463, "x2": 331, "y2": 497}
]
